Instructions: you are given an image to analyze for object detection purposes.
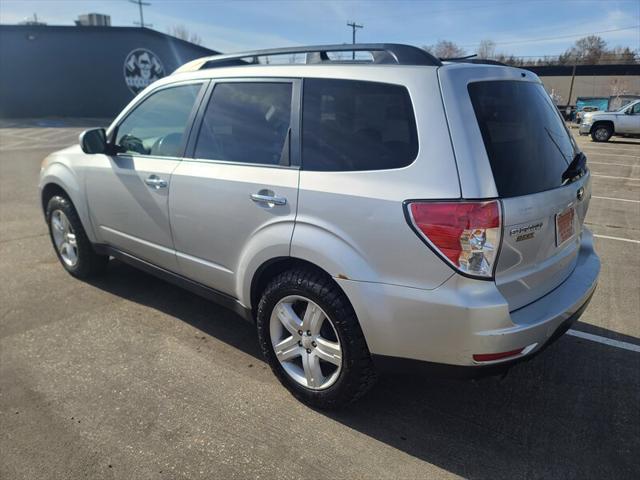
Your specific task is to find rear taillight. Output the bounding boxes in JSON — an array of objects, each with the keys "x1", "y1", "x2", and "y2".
[{"x1": 406, "y1": 200, "x2": 501, "y2": 279}]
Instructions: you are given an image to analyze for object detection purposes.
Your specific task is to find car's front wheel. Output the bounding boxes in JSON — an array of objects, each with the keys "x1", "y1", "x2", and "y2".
[
  {"x1": 46, "y1": 195, "x2": 109, "y2": 279},
  {"x1": 591, "y1": 124, "x2": 613, "y2": 142},
  {"x1": 256, "y1": 268, "x2": 377, "y2": 409}
]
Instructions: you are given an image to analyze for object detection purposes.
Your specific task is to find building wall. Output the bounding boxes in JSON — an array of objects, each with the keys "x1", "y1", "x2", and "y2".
[
  {"x1": 539, "y1": 75, "x2": 640, "y2": 105},
  {"x1": 526, "y1": 64, "x2": 640, "y2": 107},
  {"x1": 0, "y1": 26, "x2": 217, "y2": 118}
]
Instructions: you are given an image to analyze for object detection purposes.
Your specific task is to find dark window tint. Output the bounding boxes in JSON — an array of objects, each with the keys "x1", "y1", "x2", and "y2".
[
  {"x1": 468, "y1": 81, "x2": 576, "y2": 198},
  {"x1": 116, "y1": 84, "x2": 202, "y2": 157},
  {"x1": 195, "y1": 82, "x2": 292, "y2": 165},
  {"x1": 631, "y1": 102, "x2": 640, "y2": 114},
  {"x1": 302, "y1": 79, "x2": 418, "y2": 171}
]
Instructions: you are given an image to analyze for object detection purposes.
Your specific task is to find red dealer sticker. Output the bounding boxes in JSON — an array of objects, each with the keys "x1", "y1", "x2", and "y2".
[{"x1": 555, "y1": 207, "x2": 576, "y2": 246}]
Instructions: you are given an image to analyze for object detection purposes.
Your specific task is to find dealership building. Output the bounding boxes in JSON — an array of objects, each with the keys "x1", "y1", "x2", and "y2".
[{"x1": 0, "y1": 24, "x2": 217, "y2": 118}]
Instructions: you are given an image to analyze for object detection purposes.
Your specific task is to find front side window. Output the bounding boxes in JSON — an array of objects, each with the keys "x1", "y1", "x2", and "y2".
[
  {"x1": 302, "y1": 79, "x2": 418, "y2": 171},
  {"x1": 194, "y1": 82, "x2": 293, "y2": 165},
  {"x1": 115, "y1": 83, "x2": 202, "y2": 158},
  {"x1": 631, "y1": 102, "x2": 640, "y2": 114}
]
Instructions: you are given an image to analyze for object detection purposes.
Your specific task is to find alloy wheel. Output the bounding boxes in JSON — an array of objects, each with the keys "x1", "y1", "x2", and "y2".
[
  {"x1": 269, "y1": 295, "x2": 343, "y2": 390},
  {"x1": 50, "y1": 210, "x2": 78, "y2": 267}
]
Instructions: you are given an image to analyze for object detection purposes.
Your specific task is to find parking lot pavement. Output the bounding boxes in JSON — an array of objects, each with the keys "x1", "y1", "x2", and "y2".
[{"x1": 1, "y1": 122, "x2": 638, "y2": 480}]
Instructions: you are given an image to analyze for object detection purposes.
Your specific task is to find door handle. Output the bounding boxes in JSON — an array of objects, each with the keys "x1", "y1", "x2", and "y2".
[
  {"x1": 250, "y1": 191, "x2": 287, "y2": 207},
  {"x1": 144, "y1": 175, "x2": 167, "y2": 189}
]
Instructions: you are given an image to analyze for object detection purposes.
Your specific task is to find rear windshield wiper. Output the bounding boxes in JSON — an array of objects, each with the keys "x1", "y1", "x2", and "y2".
[{"x1": 562, "y1": 151, "x2": 587, "y2": 184}]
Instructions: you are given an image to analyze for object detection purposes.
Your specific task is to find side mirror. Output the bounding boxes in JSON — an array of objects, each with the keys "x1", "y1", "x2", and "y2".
[{"x1": 79, "y1": 128, "x2": 108, "y2": 154}]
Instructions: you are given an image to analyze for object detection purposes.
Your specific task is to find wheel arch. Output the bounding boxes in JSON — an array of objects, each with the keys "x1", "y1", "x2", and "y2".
[
  {"x1": 249, "y1": 257, "x2": 339, "y2": 314},
  {"x1": 40, "y1": 168, "x2": 97, "y2": 243},
  {"x1": 41, "y1": 182, "x2": 69, "y2": 213},
  {"x1": 591, "y1": 119, "x2": 614, "y2": 133}
]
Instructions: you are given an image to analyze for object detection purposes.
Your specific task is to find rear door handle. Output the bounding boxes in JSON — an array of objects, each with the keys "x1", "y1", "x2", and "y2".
[
  {"x1": 250, "y1": 191, "x2": 287, "y2": 207},
  {"x1": 144, "y1": 175, "x2": 167, "y2": 189}
]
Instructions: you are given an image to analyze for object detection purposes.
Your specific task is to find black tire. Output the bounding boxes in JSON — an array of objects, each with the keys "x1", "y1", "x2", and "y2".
[
  {"x1": 256, "y1": 268, "x2": 377, "y2": 409},
  {"x1": 591, "y1": 124, "x2": 613, "y2": 142},
  {"x1": 45, "y1": 195, "x2": 109, "y2": 279}
]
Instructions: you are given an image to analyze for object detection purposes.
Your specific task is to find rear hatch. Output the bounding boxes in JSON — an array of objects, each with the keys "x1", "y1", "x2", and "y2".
[{"x1": 440, "y1": 66, "x2": 590, "y2": 311}]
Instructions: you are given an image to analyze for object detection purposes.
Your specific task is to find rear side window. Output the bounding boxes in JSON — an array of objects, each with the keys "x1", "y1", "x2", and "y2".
[
  {"x1": 195, "y1": 82, "x2": 292, "y2": 165},
  {"x1": 468, "y1": 81, "x2": 575, "y2": 198},
  {"x1": 302, "y1": 79, "x2": 418, "y2": 171}
]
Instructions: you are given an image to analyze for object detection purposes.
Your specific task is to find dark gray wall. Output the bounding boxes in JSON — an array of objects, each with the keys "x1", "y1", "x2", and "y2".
[{"x1": 0, "y1": 26, "x2": 217, "y2": 118}]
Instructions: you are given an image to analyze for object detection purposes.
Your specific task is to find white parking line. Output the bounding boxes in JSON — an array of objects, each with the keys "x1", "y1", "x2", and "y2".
[
  {"x1": 567, "y1": 329, "x2": 640, "y2": 353},
  {"x1": 593, "y1": 234, "x2": 640, "y2": 244},
  {"x1": 583, "y1": 151, "x2": 639, "y2": 159},
  {"x1": 591, "y1": 174, "x2": 640, "y2": 181},
  {"x1": 592, "y1": 196, "x2": 640, "y2": 204},
  {"x1": 580, "y1": 142, "x2": 640, "y2": 149},
  {"x1": 589, "y1": 161, "x2": 638, "y2": 167},
  {"x1": 1, "y1": 144, "x2": 74, "y2": 152}
]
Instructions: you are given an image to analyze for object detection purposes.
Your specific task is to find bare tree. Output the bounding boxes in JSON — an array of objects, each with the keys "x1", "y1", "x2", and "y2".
[
  {"x1": 476, "y1": 39, "x2": 496, "y2": 59},
  {"x1": 608, "y1": 46, "x2": 638, "y2": 64},
  {"x1": 560, "y1": 35, "x2": 607, "y2": 64},
  {"x1": 424, "y1": 40, "x2": 466, "y2": 59},
  {"x1": 168, "y1": 25, "x2": 202, "y2": 45}
]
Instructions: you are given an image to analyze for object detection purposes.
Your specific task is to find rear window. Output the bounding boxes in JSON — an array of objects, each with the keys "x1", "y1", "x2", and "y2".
[
  {"x1": 468, "y1": 81, "x2": 575, "y2": 198},
  {"x1": 302, "y1": 79, "x2": 418, "y2": 171}
]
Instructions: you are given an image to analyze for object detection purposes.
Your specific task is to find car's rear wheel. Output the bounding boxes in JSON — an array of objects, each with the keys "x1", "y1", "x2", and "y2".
[
  {"x1": 256, "y1": 268, "x2": 377, "y2": 409},
  {"x1": 46, "y1": 195, "x2": 109, "y2": 278},
  {"x1": 591, "y1": 124, "x2": 612, "y2": 142}
]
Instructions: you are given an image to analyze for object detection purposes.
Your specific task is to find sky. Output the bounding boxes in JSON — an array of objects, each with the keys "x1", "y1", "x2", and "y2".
[{"x1": 1, "y1": 0, "x2": 638, "y2": 57}]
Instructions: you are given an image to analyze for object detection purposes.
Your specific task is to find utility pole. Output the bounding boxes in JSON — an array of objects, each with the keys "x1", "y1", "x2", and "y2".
[
  {"x1": 129, "y1": 0, "x2": 152, "y2": 28},
  {"x1": 567, "y1": 55, "x2": 578, "y2": 107},
  {"x1": 347, "y1": 21, "x2": 363, "y2": 60}
]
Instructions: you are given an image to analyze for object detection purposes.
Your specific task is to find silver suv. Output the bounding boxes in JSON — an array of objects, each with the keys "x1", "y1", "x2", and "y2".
[{"x1": 39, "y1": 44, "x2": 600, "y2": 408}]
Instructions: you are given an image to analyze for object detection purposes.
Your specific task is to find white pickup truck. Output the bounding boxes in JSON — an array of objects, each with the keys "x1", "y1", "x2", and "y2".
[{"x1": 579, "y1": 99, "x2": 640, "y2": 142}]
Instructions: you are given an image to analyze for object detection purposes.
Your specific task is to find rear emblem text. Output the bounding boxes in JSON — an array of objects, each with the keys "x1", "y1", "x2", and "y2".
[{"x1": 510, "y1": 222, "x2": 543, "y2": 242}]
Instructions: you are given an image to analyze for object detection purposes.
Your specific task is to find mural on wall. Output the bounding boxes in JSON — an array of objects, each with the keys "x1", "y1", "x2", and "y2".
[{"x1": 123, "y1": 48, "x2": 165, "y2": 94}]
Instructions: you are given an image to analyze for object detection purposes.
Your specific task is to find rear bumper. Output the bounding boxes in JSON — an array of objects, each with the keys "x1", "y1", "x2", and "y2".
[
  {"x1": 337, "y1": 229, "x2": 600, "y2": 369},
  {"x1": 371, "y1": 288, "x2": 593, "y2": 378}
]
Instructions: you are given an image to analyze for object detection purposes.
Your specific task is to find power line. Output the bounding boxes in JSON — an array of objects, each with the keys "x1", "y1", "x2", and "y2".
[
  {"x1": 347, "y1": 21, "x2": 363, "y2": 60},
  {"x1": 129, "y1": 0, "x2": 152, "y2": 28},
  {"x1": 461, "y1": 25, "x2": 639, "y2": 48}
]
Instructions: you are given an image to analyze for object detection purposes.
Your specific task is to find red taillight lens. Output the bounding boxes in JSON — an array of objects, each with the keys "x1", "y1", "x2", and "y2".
[{"x1": 407, "y1": 201, "x2": 501, "y2": 278}]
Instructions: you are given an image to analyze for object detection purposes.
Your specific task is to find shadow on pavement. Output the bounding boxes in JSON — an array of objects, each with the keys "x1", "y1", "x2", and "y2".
[
  {"x1": 88, "y1": 260, "x2": 262, "y2": 361},
  {"x1": 90, "y1": 260, "x2": 640, "y2": 480}
]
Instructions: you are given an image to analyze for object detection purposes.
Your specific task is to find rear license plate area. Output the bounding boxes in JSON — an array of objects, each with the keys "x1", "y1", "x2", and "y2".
[{"x1": 555, "y1": 206, "x2": 576, "y2": 246}]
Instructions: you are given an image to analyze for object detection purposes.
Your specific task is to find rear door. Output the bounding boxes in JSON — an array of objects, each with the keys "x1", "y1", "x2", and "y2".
[
  {"x1": 169, "y1": 79, "x2": 300, "y2": 297},
  {"x1": 441, "y1": 67, "x2": 590, "y2": 311}
]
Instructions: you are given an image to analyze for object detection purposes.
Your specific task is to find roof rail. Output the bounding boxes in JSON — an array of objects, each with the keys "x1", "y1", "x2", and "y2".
[
  {"x1": 441, "y1": 54, "x2": 508, "y2": 67},
  {"x1": 440, "y1": 54, "x2": 478, "y2": 61},
  {"x1": 173, "y1": 43, "x2": 442, "y2": 73}
]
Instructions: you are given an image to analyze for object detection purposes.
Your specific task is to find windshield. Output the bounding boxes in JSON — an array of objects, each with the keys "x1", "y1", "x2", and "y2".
[
  {"x1": 618, "y1": 101, "x2": 639, "y2": 112},
  {"x1": 468, "y1": 80, "x2": 577, "y2": 198}
]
